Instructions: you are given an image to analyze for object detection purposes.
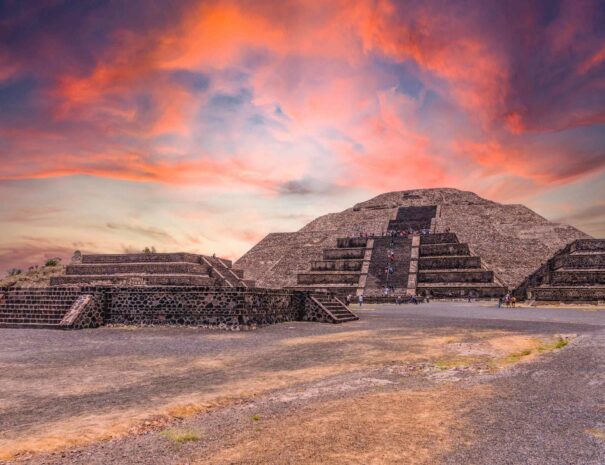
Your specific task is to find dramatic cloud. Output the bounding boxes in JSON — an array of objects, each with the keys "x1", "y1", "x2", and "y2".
[{"x1": 1, "y1": 0, "x2": 604, "y2": 269}]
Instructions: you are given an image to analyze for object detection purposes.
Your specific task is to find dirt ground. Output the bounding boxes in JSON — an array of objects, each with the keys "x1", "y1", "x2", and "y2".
[{"x1": 1, "y1": 302, "x2": 584, "y2": 464}]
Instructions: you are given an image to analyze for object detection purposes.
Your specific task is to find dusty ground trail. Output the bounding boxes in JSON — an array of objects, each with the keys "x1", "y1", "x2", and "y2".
[{"x1": 1, "y1": 303, "x2": 604, "y2": 464}]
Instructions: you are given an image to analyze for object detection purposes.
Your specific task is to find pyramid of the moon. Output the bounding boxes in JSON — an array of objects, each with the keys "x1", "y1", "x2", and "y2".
[{"x1": 235, "y1": 188, "x2": 590, "y2": 297}]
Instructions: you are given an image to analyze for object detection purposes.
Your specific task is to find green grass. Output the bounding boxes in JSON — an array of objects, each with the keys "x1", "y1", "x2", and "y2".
[
  {"x1": 504, "y1": 348, "x2": 533, "y2": 364},
  {"x1": 538, "y1": 336, "x2": 570, "y2": 353},
  {"x1": 160, "y1": 429, "x2": 201, "y2": 443},
  {"x1": 251, "y1": 414, "x2": 262, "y2": 422}
]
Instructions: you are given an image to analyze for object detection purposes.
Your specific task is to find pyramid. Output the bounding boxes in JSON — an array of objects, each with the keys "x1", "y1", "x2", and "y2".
[{"x1": 236, "y1": 188, "x2": 589, "y2": 297}]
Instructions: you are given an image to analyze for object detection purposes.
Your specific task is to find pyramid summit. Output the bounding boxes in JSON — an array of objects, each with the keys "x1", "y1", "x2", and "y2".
[{"x1": 236, "y1": 188, "x2": 590, "y2": 296}]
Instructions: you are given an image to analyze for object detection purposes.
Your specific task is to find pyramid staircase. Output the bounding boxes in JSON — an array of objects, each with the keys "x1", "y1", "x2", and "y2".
[
  {"x1": 0, "y1": 288, "x2": 83, "y2": 329},
  {"x1": 306, "y1": 292, "x2": 359, "y2": 323},
  {"x1": 514, "y1": 239, "x2": 605, "y2": 303},
  {"x1": 50, "y1": 252, "x2": 254, "y2": 288},
  {"x1": 416, "y1": 233, "x2": 506, "y2": 298},
  {"x1": 364, "y1": 236, "x2": 412, "y2": 297}
]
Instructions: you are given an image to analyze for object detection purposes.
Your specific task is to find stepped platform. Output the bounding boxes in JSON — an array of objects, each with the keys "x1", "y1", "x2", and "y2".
[
  {"x1": 0, "y1": 288, "x2": 100, "y2": 329},
  {"x1": 51, "y1": 274, "x2": 216, "y2": 286},
  {"x1": 514, "y1": 239, "x2": 605, "y2": 303},
  {"x1": 414, "y1": 233, "x2": 505, "y2": 299},
  {"x1": 50, "y1": 252, "x2": 253, "y2": 288}
]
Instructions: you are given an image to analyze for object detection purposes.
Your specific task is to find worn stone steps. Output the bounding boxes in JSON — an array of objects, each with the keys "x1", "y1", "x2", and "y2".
[
  {"x1": 66, "y1": 262, "x2": 210, "y2": 275},
  {"x1": 82, "y1": 253, "x2": 207, "y2": 264},
  {"x1": 550, "y1": 269, "x2": 605, "y2": 285},
  {"x1": 51, "y1": 274, "x2": 215, "y2": 286}
]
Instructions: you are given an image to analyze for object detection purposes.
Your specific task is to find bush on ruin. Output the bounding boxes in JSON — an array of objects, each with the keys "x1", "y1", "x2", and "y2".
[
  {"x1": 45, "y1": 258, "x2": 61, "y2": 267},
  {"x1": 6, "y1": 268, "x2": 22, "y2": 277},
  {"x1": 143, "y1": 246, "x2": 157, "y2": 254}
]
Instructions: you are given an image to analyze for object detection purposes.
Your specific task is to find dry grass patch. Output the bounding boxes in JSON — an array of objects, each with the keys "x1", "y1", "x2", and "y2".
[
  {"x1": 161, "y1": 429, "x2": 201, "y2": 443},
  {"x1": 199, "y1": 385, "x2": 490, "y2": 465}
]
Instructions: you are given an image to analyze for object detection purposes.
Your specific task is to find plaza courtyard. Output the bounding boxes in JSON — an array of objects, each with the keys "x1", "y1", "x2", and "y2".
[{"x1": 1, "y1": 303, "x2": 604, "y2": 465}]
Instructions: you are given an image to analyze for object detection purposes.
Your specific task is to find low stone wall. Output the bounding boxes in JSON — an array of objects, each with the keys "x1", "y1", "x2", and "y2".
[{"x1": 100, "y1": 287, "x2": 304, "y2": 330}]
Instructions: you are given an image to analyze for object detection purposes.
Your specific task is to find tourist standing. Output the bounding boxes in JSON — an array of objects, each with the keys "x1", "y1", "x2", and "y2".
[{"x1": 358, "y1": 294, "x2": 364, "y2": 307}]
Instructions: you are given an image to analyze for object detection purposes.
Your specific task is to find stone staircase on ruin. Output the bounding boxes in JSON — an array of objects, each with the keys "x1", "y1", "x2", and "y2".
[
  {"x1": 415, "y1": 233, "x2": 506, "y2": 298},
  {"x1": 514, "y1": 239, "x2": 605, "y2": 303},
  {"x1": 0, "y1": 288, "x2": 83, "y2": 329},
  {"x1": 50, "y1": 252, "x2": 254, "y2": 288},
  {"x1": 295, "y1": 237, "x2": 370, "y2": 296},
  {"x1": 307, "y1": 292, "x2": 359, "y2": 323},
  {"x1": 364, "y1": 236, "x2": 412, "y2": 297}
]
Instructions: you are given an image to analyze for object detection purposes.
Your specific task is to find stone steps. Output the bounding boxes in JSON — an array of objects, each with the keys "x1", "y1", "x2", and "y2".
[
  {"x1": 66, "y1": 262, "x2": 211, "y2": 276},
  {"x1": 51, "y1": 274, "x2": 215, "y2": 286},
  {"x1": 311, "y1": 294, "x2": 359, "y2": 322},
  {"x1": 82, "y1": 253, "x2": 205, "y2": 264},
  {"x1": 0, "y1": 288, "x2": 80, "y2": 329}
]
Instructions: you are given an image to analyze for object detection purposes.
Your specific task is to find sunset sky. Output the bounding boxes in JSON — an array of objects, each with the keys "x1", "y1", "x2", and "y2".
[{"x1": 1, "y1": 0, "x2": 605, "y2": 271}]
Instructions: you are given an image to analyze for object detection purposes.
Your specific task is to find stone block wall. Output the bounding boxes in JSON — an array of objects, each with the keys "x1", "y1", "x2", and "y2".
[{"x1": 102, "y1": 287, "x2": 304, "y2": 330}]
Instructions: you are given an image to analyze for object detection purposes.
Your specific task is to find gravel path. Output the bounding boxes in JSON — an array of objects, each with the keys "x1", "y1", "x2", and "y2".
[{"x1": 1, "y1": 303, "x2": 604, "y2": 464}]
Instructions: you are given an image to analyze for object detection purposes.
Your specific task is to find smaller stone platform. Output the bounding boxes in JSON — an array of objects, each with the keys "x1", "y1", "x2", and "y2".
[
  {"x1": 50, "y1": 252, "x2": 254, "y2": 288},
  {"x1": 514, "y1": 239, "x2": 605, "y2": 303}
]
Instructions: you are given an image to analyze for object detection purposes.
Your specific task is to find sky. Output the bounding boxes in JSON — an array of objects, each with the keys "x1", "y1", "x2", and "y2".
[{"x1": 1, "y1": 0, "x2": 605, "y2": 271}]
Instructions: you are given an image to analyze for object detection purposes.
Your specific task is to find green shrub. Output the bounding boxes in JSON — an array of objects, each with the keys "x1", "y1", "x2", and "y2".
[
  {"x1": 6, "y1": 268, "x2": 22, "y2": 277},
  {"x1": 45, "y1": 258, "x2": 61, "y2": 267},
  {"x1": 143, "y1": 246, "x2": 157, "y2": 254}
]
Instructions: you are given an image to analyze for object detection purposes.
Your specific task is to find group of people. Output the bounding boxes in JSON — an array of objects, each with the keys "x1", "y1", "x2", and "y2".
[
  {"x1": 346, "y1": 293, "x2": 422, "y2": 306},
  {"x1": 498, "y1": 293, "x2": 517, "y2": 308},
  {"x1": 352, "y1": 226, "x2": 434, "y2": 239}
]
